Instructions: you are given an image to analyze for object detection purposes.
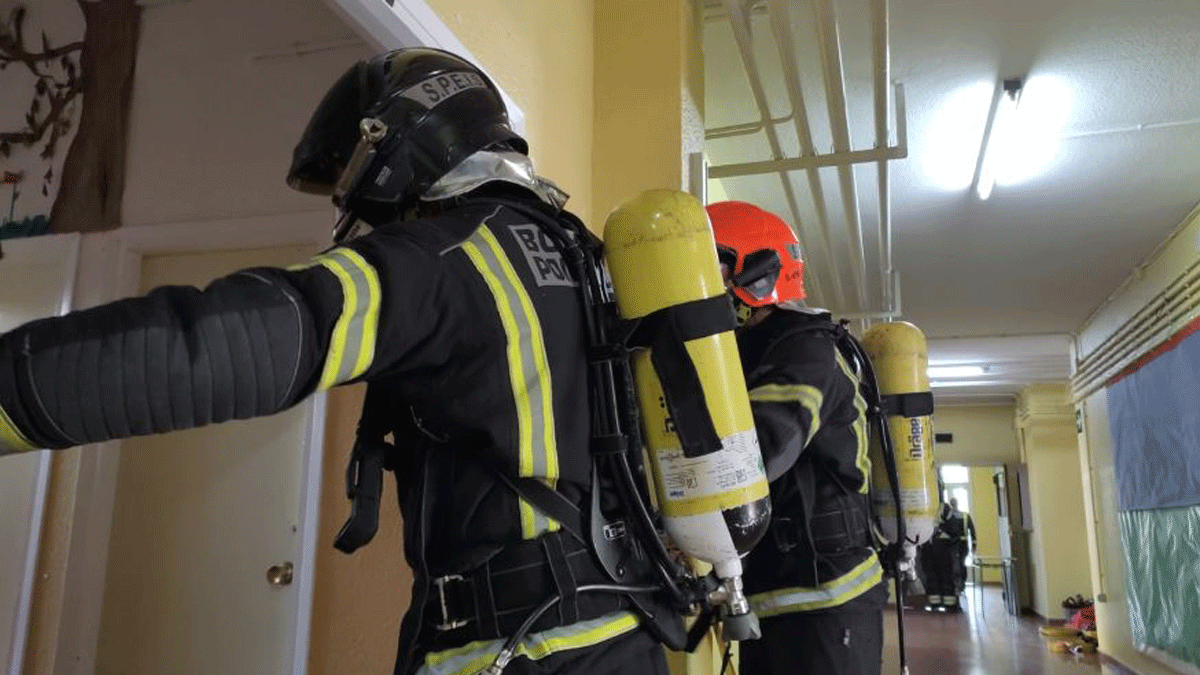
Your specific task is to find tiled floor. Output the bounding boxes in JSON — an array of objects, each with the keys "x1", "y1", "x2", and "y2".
[{"x1": 881, "y1": 587, "x2": 1109, "y2": 675}]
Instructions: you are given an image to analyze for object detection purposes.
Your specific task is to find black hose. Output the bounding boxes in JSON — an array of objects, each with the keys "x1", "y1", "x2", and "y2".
[
  {"x1": 613, "y1": 453, "x2": 686, "y2": 601},
  {"x1": 490, "y1": 583, "x2": 664, "y2": 673},
  {"x1": 719, "y1": 640, "x2": 734, "y2": 675}
]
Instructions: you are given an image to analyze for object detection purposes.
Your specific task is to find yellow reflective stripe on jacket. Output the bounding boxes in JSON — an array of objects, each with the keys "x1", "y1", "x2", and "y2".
[
  {"x1": 834, "y1": 350, "x2": 871, "y2": 493},
  {"x1": 748, "y1": 552, "x2": 884, "y2": 617},
  {"x1": 748, "y1": 382, "x2": 824, "y2": 446},
  {"x1": 292, "y1": 248, "x2": 382, "y2": 390},
  {"x1": 462, "y1": 224, "x2": 559, "y2": 538},
  {"x1": 416, "y1": 611, "x2": 640, "y2": 675},
  {"x1": 0, "y1": 403, "x2": 37, "y2": 455}
]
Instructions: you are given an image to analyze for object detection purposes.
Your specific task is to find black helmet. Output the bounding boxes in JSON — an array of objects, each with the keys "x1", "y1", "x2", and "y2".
[{"x1": 288, "y1": 48, "x2": 527, "y2": 229}]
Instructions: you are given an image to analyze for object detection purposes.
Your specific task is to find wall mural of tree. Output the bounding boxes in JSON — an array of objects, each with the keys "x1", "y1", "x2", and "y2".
[{"x1": 0, "y1": 0, "x2": 139, "y2": 242}]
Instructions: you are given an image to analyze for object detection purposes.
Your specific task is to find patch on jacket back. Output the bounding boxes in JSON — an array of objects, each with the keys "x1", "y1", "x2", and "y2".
[{"x1": 509, "y1": 224, "x2": 578, "y2": 287}]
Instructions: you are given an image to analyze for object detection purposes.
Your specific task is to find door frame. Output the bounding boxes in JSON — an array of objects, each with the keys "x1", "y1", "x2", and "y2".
[
  {"x1": 53, "y1": 212, "x2": 332, "y2": 675},
  {"x1": 321, "y1": 0, "x2": 527, "y2": 135},
  {"x1": 6, "y1": 234, "x2": 81, "y2": 675}
]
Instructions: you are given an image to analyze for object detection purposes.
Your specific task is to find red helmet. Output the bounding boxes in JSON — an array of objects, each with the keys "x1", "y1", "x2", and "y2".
[{"x1": 707, "y1": 201, "x2": 806, "y2": 307}]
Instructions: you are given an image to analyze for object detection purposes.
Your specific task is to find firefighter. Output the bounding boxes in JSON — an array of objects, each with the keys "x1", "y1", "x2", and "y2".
[
  {"x1": 707, "y1": 201, "x2": 887, "y2": 675},
  {"x1": 0, "y1": 49, "x2": 672, "y2": 675},
  {"x1": 925, "y1": 497, "x2": 976, "y2": 610}
]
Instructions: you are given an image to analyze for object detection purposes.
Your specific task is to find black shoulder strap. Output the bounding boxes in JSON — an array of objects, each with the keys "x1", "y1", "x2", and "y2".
[
  {"x1": 334, "y1": 383, "x2": 395, "y2": 554},
  {"x1": 492, "y1": 471, "x2": 588, "y2": 545},
  {"x1": 627, "y1": 296, "x2": 738, "y2": 458}
]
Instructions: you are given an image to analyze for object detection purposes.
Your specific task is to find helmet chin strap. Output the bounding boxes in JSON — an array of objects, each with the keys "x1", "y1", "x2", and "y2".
[
  {"x1": 331, "y1": 118, "x2": 390, "y2": 244},
  {"x1": 731, "y1": 293, "x2": 755, "y2": 327}
]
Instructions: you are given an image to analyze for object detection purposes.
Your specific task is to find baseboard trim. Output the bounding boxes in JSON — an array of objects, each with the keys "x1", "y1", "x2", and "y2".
[{"x1": 1100, "y1": 653, "x2": 1140, "y2": 675}]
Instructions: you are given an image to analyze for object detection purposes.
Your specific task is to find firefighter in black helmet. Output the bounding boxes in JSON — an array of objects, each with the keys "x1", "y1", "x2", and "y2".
[{"x1": 0, "y1": 49, "x2": 671, "y2": 675}]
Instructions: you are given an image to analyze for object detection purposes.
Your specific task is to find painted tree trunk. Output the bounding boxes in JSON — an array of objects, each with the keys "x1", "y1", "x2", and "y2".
[{"x1": 48, "y1": 0, "x2": 140, "y2": 234}]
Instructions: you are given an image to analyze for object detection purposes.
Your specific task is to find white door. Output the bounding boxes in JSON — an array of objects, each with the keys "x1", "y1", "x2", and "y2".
[
  {"x1": 0, "y1": 234, "x2": 80, "y2": 675},
  {"x1": 94, "y1": 245, "x2": 322, "y2": 675}
]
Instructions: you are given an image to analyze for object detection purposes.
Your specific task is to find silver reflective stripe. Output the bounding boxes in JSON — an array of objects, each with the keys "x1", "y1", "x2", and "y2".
[
  {"x1": 461, "y1": 219, "x2": 558, "y2": 538},
  {"x1": 749, "y1": 382, "x2": 824, "y2": 446},
  {"x1": 749, "y1": 553, "x2": 884, "y2": 617},
  {"x1": 399, "y1": 71, "x2": 488, "y2": 108},
  {"x1": 416, "y1": 611, "x2": 640, "y2": 675},
  {"x1": 833, "y1": 350, "x2": 871, "y2": 492},
  {"x1": 310, "y1": 248, "x2": 381, "y2": 390}
]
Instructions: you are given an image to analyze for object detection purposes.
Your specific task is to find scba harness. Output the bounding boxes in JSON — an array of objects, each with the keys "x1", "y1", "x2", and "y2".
[
  {"x1": 756, "y1": 316, "x2": 918, "y2": 673},
  {"x1": 334, "y1": 198, "x2": 744, "y2": 674}
]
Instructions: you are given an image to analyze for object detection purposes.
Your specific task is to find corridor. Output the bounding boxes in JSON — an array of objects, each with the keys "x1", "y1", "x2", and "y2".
[{"x1": 883, "y1": 588, "x2": 1108, "y2": 675}]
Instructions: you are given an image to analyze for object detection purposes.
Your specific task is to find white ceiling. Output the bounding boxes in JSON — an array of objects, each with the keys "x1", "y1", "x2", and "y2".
[
  {"x1": 703, "y1": 0, "x2": 1200, "y2": 396},
  {"x1": 703, "y1": 0, "x2": 1200, "y2": 339}
]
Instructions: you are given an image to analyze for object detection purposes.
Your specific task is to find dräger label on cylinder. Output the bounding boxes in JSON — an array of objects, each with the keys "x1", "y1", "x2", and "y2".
[
  {"x1": 909, "y1": 418, "x2": 924, "y2": 459},
  {"x1": 899, "y1": 488, "x2": 929, "y2": 511},
  {"x1": 657, "y1": 430, "x2": 766, "y2": 504}
]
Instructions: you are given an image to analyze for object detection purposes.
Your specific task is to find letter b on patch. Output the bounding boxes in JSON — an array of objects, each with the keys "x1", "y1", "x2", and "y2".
[{"x1": 510, "y1": 224, "x2": 577, "y2": 287}]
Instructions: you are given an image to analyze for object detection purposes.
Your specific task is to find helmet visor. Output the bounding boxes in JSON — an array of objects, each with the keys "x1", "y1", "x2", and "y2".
[
  {"x1": 733, "y1": 249, "x2": 783, "y2": 301},
  {"x1": 288, "y1": 61, "x2": 376, "y2": 195}
]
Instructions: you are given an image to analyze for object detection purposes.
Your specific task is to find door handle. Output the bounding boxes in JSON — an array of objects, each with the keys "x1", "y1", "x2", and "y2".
[{"x1": 266, "y1": 562, "x2": 294, "y2": 587}]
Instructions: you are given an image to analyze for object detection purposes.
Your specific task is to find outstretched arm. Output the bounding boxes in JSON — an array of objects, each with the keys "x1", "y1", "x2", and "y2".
[{"x1": 0, "y1": 226, "x2": 442, "y2": 455}]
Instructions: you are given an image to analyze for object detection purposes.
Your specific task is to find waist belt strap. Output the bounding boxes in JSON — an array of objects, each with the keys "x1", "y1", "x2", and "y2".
[
  {"x1": 420, "y1": 532, "x2": 626, "y2": 651},
  {"x1": 772, "y1": 506, "x2": 870, "y2": 555}
]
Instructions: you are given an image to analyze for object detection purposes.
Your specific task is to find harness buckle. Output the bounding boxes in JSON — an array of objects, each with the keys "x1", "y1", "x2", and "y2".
[
  {"x1": 771, "y1": 516, "x2": 799, "y2": 553},
  {"x1": 432, "y1": 574, "x2": 470, "y2": 631}
]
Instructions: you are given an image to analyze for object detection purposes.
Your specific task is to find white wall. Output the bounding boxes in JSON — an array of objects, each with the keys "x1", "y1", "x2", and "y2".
[{"x1": 121, "y1": 0, "x2": 374, "y2": 227}]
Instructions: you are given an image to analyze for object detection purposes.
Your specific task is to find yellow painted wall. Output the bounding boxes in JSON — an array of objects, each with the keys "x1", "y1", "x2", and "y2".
[
  {"x1": 1017, "y1": 385, "x2": 1092, "y2": 621},
  {"x1": 593, "y1": 0, "x2": 703, "y2": 230},
  {"x1": 428, "y1": 0, "x2": 596, "y2": 228},
  {"x1": 308, "y1": 385, "x2": 409, "y2": 675},
  {"x1": 594, "y1": 3, "x2": 722, "y2": 673},
  {"x1": 933, "y1": 404, "x2": 1020, "y2": 465},
  {"x1": 1073, "y1": 207, "x2": 1200, "y2": 675},
  {"x1": 968, "y1": 467, "x2": 1002, "y2": 583}
]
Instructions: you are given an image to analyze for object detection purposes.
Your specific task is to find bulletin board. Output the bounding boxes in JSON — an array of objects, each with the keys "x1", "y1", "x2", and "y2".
[{"x1": 1105, "y1": 316, "x2": 1200, "y2": 673}]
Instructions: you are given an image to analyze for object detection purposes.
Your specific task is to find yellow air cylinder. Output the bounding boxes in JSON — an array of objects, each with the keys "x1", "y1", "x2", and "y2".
[
  {"x1": 861, "y1": 322, "x2": 939, "y2": 556},
  {"x1": 603, "y1": 189, "x2": 770, "y2": 584}
]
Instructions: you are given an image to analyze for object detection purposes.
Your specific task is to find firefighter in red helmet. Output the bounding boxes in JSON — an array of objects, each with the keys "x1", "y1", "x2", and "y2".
[{"x1": 709, "y1": 201, "x2": 887, "y2": 675}]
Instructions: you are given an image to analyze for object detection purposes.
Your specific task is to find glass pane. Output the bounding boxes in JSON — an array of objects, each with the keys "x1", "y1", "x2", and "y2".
[
  {"x1": 941, "y1": 464, "x2": 969, "y2": 484},
  {"x1": 952, "y1": 487, "x2": 970, "y2": 513}
]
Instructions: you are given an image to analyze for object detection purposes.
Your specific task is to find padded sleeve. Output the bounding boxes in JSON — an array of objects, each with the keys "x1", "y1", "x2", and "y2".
[{"x1": 0, "y1": 269, "x2": 326, "y2": 452}]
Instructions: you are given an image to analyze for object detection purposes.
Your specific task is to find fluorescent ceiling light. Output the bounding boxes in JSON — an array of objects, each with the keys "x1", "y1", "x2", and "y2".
[
  {"x1": 921, "y1": 82, "x2": 994, "y2": 191},
  {"x1": 930, "y1": 380, "x2": 992, "y2": 388},
  {"x1": 974, "y1": 78, "x2": 1023, "y2": 200},
  {"x1": 928, "y1": 365, "x2": 986, "y2": 378}
]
